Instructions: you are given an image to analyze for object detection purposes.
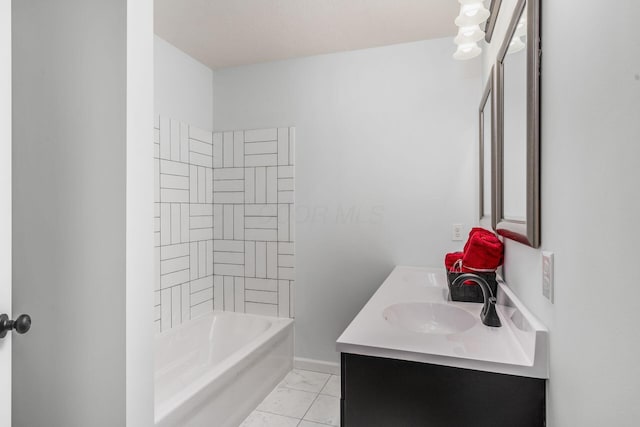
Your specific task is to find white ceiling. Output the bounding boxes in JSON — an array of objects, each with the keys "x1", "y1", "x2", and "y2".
[{"x1": 154, "y1": 0, "x2": 459, "y2": 70}]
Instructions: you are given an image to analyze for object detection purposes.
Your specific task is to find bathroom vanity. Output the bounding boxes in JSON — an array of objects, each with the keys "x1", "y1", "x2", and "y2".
[{"x1": 336, "y1": 266, "x2": 549, "y2": 427}]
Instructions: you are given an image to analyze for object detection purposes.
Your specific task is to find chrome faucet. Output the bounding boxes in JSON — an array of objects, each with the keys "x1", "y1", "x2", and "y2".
[{"x1": 452, "y1": 273, "x2": 501, "y2": 327}]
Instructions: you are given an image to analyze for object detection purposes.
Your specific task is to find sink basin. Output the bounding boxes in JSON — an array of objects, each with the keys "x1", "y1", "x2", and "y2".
[{"x1": 383, "y1": 302, "x2": 476, "y2": 335}]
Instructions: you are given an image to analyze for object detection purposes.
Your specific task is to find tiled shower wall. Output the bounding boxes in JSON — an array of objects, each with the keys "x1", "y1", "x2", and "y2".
[{"x1": 153, "y1": 116, "x2": 295, "y2": 332}]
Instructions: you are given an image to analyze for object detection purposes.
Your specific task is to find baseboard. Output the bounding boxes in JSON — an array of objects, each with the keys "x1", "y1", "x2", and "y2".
[{"x1": 294, "y1": 357, "x2": 341, "y2": 375}]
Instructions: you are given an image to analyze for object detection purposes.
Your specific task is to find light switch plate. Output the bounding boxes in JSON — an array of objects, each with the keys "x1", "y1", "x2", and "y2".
[
  {"x1": 542, "y1": 251, "x2": 554, "y2": 302},
  {"x1": 452, "y1": 224, "x2": 463, "y2": 241}
]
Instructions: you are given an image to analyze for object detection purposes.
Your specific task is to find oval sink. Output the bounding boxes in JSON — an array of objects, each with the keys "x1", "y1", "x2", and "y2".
[{"x1": 383, "y1": 302, "x2": 476, "y2": 335}]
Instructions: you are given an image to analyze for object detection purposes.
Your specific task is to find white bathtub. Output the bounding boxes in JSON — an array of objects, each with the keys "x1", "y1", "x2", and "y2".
[{"x1": 154, "y1": 311, "x2": 294, "y2": 427}]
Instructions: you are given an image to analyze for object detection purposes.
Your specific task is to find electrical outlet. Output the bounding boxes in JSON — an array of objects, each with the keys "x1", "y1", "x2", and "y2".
[
  {"x1": 542, "y1": 251, "x2": 554, "y2": 302},
  {"x1": 452, "y1": 224, "x2": 464, "y2": 241}
]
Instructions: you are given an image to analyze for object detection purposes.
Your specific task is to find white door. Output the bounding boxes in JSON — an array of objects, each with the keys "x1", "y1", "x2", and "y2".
[{"x1": 0, "y1": 0, "x2": 12, "y2": 425}]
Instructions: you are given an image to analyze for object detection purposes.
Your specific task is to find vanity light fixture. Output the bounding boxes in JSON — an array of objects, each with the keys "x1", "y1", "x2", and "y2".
[{"x1": 453, "y1": 0, "x2": 490, "y2": 60}]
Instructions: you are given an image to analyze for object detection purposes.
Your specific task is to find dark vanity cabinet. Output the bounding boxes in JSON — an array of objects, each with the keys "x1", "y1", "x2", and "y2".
[{"x1": 340, "y1": 353, "x2": 545, "y2": 427}]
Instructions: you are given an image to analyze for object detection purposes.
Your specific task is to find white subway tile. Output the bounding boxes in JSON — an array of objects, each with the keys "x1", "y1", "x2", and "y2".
[
  {"x1": 245, "y1": 241, "x2": 256, "y2": 277},
  {"x1": 245, "y1": 302, "x2": 278, "y2": 317},
  {"x1": 198, "y1": 166, "x2": 206, "y2": 202},
  {"x1": 255, "y1": 167, "x2": 266, "y2": 203},
  {"x1": 190, "y1": 152, "x2": 213, "y2": 168},
  {"x1": 161, "y1": 288, "x2": 171, "y2": 331},
  {"x1": 206, "y1": 168, "x2": 213, "y2": 204},
  {"x1": 190, "y1": 215, "x2": 212, "y2": 229},
  {"x1": 289, "y1": 127, "x2": 295, "y2": 165},
  {"x1": 214, "y1": 251, "x2": 244, "y2": 264},
  {"x1": 278, "y1": 178, "x2": 294, "y2": 191},
  {"x1": 213, "y1": 133, "x2": 223, "y2": 168},
  {"x1": 289, "y1": 204, "x2": 295, "y2": 242},
  {"x1": 191, "y1": 276, "x2": 213, "y2": 293},
  {"x1": 191, "y1": 287, "x2": 213, "y2": 306},
  {"x1": 190, "y1": 228, "x2": 213, "y2": 241},
  {"x1": 213, "y1": 204, "x2": 223, "y2": 239},
  {"x1": 170, "y1": 204, "x2": 181, "y2": 244},
  {"x1": 160, "y1": 159, "x2": 189, "y2": 176},
  {"x1": 181, "y1": 283, "x2": 190, "y2": 322},
  {"x1": 191, "y1": 300, "x2": 212, "y2": 319},
  {"x1": 189, "y1": 165, "x2": 198, "y2": 203},
  {"x1": 245, "y1": 278, "x2": 278, "y2": 292},
  {"x1": 278, "y1": 190, "x2": 294, "y2": 204},
  {"x1": 214, "y1": 179, "x2": 244, "y2": 192},
  {"x1": 190, "y1": 139, "x2": 213, "y2": 156},
  {"x1": 246, "y1": 216, "x2": 277, "y2": 229},
  {"x1": 213, "y1": 167, "x2": 244, "y2": 180},
  {"x1": 245, "y1": 204, "x2": 278, "y2": 216},
  {"x1": 245, "y1": 228, "x2": 278, "y2": 241},
  {"x1": 267, "y1": 167, "x2": 278, "y2": 203},
  {"x1": 267, "y1": 242, "x2": 278, "y2": 279},
  {"x1": 278, "y1": 254, "x2": 295, "y2": 268},
  {"x1": 170, "y1": 119, "x2": 181, "y2": 161},
  {"x1": 244, "y1": 128, "x2": 277, "y2": 142},
  {"x1": 161, "y1": 255, "x2": 189, "y2": 275},
  {"x1": 245, "y1": 154, "x2": 278, "y2": 167},
  {"x1": 234, "y1": 277, "x2": 245, "y2": 312},
  {"x1": 245, "y1": 290, "x2": 277, "y2": 304},
  {"x1": 223, "y1": 132, "x2": 234, "y2": 167},
  {"x1": 255, "y1": 242, "x2": 267, "y2": 278},
  {"x1": 234, "y1": 205, "x2": 245, "y2": 240},
  {"x1": 198, "y1": 241, "x2": 207, "y2": 278},
  {"x1": 154, "y1": 159, "x2": 160, "y2": 202},
  {"x1": 223, "y1": 205, "x2": 234, "y2": 239},
  {"x1": 214, "y1": 276, "x2": 224, "y2": 310},
  {"x1": 190, "y1": 242, "x2": 198, "y2": 280},
  {"x1": 206, "y1": 240, "x2": 214, "y2": 276},
  {"x1": 213, "y1": 192, "x2": 245, "y2": 204},
  {"x1": 245, "y1": 141, "x2": 277, "y2": 155},
  {"x1": 277, "y1": 165, "x2": 295, "y2": 178},
  {"x1": 160, "y1": 116, "x2": 170, "y2": 160},
  {"x1": 161, "y1": 188, "x2": 189, "y2": 203},
  {"x1": 171, "y1": 286, "x2": 182, "y2": 327},
  {"x1": 214, "y1": 240, "x2": 245, "y2": 252},
  {"x1": 215, "y1": 263, "x2": 245, "y2": 276},
  {"x1": 234, "y1": 131, "x2": 244, "y2": 167},
  {"x1": 161, "y1": 269, "x2": 190, "y2": 289},
  {"x1": 223, "y1": 276, "x2": 234, "y2": 310},
  {"x1": 278, "y1": 280, "x2": 290, "y2": 318},
  {"x1": 161, "y1": 242, "x2": 190, "y2": 260},
  {"x1": 180, "y1": 204, "x2": 190, "y2": 243},
  {"x1": 278, "y1": 128, "x2": 289, "y2": 166},
  {"x1": 278, "y1": 204, "x2": 289, "y2": 241},
  {"x1": 160, "y1": 203, "x2": 171, "y2": 246},
  {"x1": 191, "y1": 203, "x2": 213, "y2": 216},
  {"x1": 189, "y1": 125, "x2": 213, "y2": 144},
  {"x1": 180, "y1": 122, "x2": 189, "y2": 163},
  {"x1": 154, "y1": 247, "x2": 160, "y2": 290},
  {"x1": 278, "y1": 242, "x2": 295, "y2": 255},
  {"x1": 244, "y1": 167, "x2": 255, "y2": 203},
  {"x1": 278, "y1": 267, "x2": 295, "y2": 281}
]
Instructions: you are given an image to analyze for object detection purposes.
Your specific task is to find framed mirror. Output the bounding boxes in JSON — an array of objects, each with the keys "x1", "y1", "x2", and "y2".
[
  {"x1": 495, "y1": 0, "x2": 541, "y2": 247},
  {"x1": 484, "y1": 0, "x2": 503, "y2": 43},
  {"x1": 478, "y1": 68, "x2": 495, "y2": 227}
]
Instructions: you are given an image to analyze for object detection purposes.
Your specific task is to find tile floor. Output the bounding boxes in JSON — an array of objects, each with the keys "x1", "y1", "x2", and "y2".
[{"x1": 240, "y1": 369, "x2": 341, "y2": 427}]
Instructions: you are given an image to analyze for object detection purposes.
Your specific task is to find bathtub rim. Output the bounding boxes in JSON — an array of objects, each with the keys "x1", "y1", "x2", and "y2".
[{"x1": 154, "y1": 310, "x2": 293, "y2": 424}]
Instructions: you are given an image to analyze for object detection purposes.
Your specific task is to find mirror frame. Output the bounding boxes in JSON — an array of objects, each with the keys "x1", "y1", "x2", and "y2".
[
  {"x1": 495, "y1": 0, "x2": 541, "y2": 248},
  {"x1": 484, "y1": 0, "x2": 503, "y2": 43},
  {"x1": 478, "y1": 67, "x2": 496, "y2": 227}
]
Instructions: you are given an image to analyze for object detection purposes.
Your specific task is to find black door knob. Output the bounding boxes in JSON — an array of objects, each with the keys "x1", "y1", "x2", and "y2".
[{"x1": 0, "y1": 313, "x2": 32, "y2": 338}]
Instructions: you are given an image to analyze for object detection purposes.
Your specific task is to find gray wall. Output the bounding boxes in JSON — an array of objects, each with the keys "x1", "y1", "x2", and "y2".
[
  {"x1": 12, "y1": 1, "x2": 143, "y2": 425},
  {"x1": 213, "y1": 38, "x2": 481, "y2": 363},
  {"x1": 483, "y1": 0, "x2": 640, "y2": 425}
]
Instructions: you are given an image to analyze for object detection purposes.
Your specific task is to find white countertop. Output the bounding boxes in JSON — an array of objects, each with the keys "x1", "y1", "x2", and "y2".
[{"x1": 336, "y1": 266, "x2": 549, "y2": 379}]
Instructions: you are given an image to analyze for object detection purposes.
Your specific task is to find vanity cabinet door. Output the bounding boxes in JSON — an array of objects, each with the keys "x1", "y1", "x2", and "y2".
[{"x1": 340, "y1": 353, "x2": 545, "y2": 427}]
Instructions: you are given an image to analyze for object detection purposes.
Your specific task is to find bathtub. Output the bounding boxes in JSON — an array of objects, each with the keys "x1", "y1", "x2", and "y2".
[{"x1": 155, "y1": 311, "x2": 294, "y2": 427}]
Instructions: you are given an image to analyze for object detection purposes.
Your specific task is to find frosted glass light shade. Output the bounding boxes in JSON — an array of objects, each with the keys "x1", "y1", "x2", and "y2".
[
  {"x1": 507, "y1": 36, "x2": 525, "y2": 54},
  {"x1": 454, "y1": 25, "x2": 485, "y2": 44},
  {"x1": 455, "y1": 2, "x2": 490, "y2": 26},
  {"x1": 453, "y1": 42, "x2": 482, "y2": 60}
]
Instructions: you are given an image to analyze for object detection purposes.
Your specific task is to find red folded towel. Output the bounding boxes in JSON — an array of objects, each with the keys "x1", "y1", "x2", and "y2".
[
  {"x1": 462, "y1": 230, "x2": 503, "y2": 271},
  {"x1": 463, "y1": 227, "x2": 496, "y2": 254},
  {"x1": 445, "y1": 252, "x2": 463, "y2": 270}
]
